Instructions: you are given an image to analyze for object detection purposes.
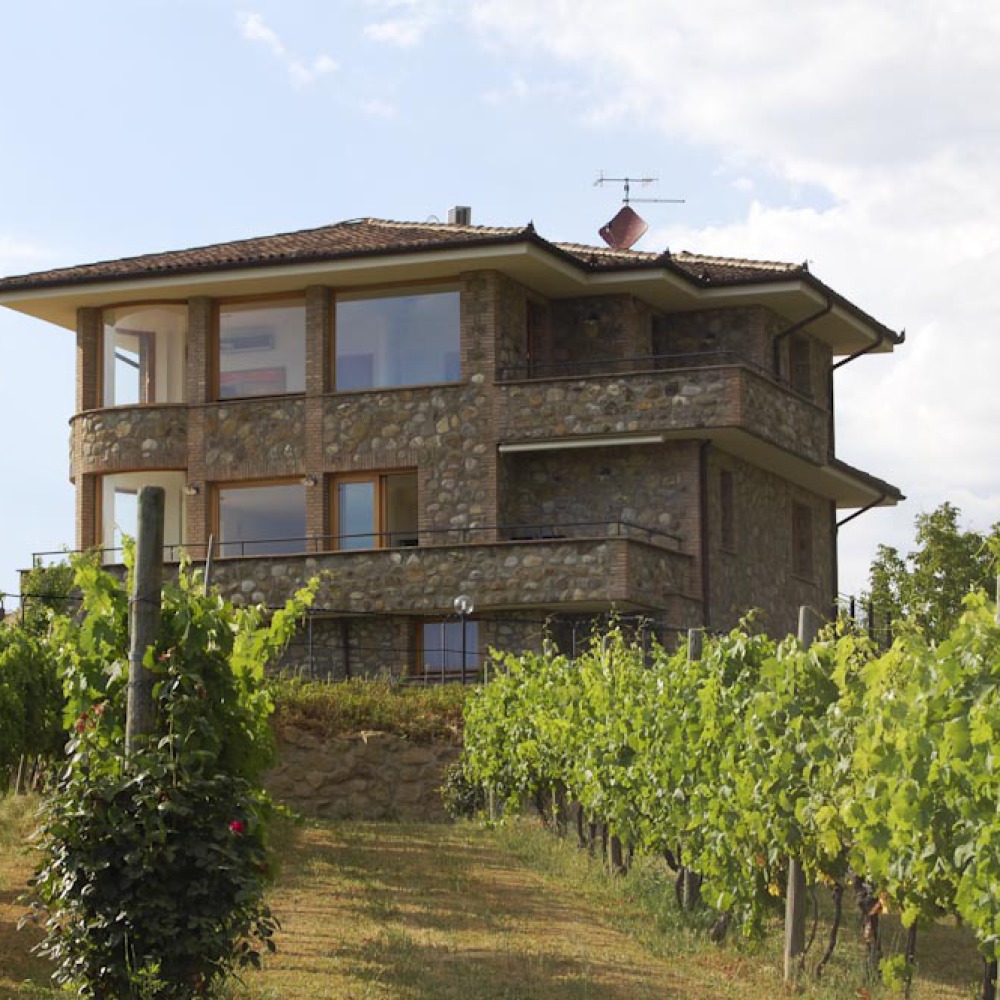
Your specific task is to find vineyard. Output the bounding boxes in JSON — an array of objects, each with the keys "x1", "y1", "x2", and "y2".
[{"x1": 460, "y1": 594, "x2": 1000, "y2": 998}]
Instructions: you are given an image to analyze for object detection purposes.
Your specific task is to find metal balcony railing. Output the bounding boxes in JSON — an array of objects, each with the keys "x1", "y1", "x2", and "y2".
[
  {"x1": 496, "y1": 348, "x2": 813, "y2": 401},
  {"x1": 31, "y1": 518, "x2": 684, "y2": 567}
]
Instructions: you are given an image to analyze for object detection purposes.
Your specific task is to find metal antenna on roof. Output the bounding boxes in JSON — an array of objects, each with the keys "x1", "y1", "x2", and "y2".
[{"x1": 594, "y1": 172, "x2": 685, "y2": 250}]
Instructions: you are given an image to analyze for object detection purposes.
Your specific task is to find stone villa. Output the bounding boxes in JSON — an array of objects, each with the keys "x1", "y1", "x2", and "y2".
[{"x1": 0, "y1": 211, "x2": 902, "y2": 678}]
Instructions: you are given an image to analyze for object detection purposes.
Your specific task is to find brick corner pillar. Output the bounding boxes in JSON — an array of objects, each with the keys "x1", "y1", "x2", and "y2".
[{"x1": 304, "y1": 286, "x2": 332, "y2": 547}]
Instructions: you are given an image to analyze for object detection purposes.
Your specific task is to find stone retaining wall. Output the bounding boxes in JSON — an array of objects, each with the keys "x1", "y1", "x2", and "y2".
[{"x1": 265, "y1": 726, "x2": 461, "y2": 822}]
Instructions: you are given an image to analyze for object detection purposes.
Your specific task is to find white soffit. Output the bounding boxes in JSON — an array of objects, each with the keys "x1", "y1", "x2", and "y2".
[{"x1": 499, "y1": 435, "x2": 666, "y2": 454}]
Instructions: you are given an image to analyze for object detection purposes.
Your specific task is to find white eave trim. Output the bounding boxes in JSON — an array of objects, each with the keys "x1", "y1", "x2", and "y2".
[{"x1": 499, "y1": 434, "x2": 666, "y2": 454}]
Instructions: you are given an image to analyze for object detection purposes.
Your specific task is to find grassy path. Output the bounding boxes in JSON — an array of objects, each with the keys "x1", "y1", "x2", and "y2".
[
  {"x1": 255, "y1": 820, "x2": 714, "y2": 1000},
  {"x1": 0, "y1": 808, "x2": 986, "y2": 999}
]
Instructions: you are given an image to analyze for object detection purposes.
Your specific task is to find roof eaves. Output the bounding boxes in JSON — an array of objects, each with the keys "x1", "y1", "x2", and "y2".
[{"x1": 0, "y1": 222, "x2": 538, "y2": 295}]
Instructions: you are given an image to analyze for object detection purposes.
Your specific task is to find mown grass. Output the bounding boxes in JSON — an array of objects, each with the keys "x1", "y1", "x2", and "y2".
[
  {"x1": 0, "y1": 794, "x2": 987, "y2": 1000},
  {"x1": 270, "y1": 677, "x2": 468, "y2": 744}
]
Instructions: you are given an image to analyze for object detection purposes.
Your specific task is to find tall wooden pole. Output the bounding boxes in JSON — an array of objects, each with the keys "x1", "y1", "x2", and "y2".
[
  {"x1": 125, "y1": 486, "x2": 165, "y2": 754},
  {"x1": 784, "y1": 605, "x2": 819, "y2": 981},
  {"x1": 681, "y1": 628, "x2": 703, "y2": 910}
]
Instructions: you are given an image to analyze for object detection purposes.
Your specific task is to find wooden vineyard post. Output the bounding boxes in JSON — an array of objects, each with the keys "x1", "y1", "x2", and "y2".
[
  {"x1": 125, "y1": 486, "x2": 165, "y2": 754},
  {"x1": 681, "y1": 628, "x2": 703, "y2": 910},
  {"x1": 784, "y1": 605, "x2": 819, "y2": 982}
]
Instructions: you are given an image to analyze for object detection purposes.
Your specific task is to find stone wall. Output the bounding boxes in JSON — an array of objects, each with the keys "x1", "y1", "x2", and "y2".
[
  {"x1": 204, "y1": 397, "x2": 306, "y2": 479},
  {"x1": 266, "y1": 726, "x2": 461, "y2": 821},
  {"x1": 501, "y1": 442, "x2": 697, "y2": 547},
  {"x1": 322, "y1": 383, "x2": 496, "y2": 538},
  {"x1": 73, "y1": 405, "x2": 188, "y2": 476},
  {"x1": 706, "y1": 449, "x2": 834, "y2": 637},
  {"x1": 205, "y1": 536, "x2": 691, "y2": 613}
]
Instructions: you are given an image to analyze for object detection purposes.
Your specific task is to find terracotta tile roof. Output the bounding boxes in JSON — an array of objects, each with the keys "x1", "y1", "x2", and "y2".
[{"x1": 0, "y1": 217, "x2": 804, "y2": 293}]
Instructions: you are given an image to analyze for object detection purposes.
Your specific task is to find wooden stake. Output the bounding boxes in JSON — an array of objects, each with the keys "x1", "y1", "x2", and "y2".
[
  {"x1": 784, "y1": 606, "x2": 818, "y2": 982},
  {"x1": 125, "y1": 487, "x2": 165, "y2": 754},
  {"x1": 681, "y1": 628, "x2": 704, "y2": 909}
]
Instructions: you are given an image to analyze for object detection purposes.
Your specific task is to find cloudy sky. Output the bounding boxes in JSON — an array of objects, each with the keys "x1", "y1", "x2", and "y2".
[{"x1": 1, "y1": 0, "x2": 996, "y2": 606}]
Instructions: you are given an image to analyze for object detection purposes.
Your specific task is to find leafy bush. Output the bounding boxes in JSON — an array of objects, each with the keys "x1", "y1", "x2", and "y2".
[
  {"x1": 27, "y1": 554, "x2": 315, "y2": 998},
  {"x1": 440, "y1": 761, "x2": 485, "y2": 819},
  {"x1": 0, "y1": 627, "x2": 64, "y2": 787}
]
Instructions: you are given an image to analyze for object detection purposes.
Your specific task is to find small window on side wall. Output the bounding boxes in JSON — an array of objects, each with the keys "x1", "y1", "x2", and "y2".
[
  {"x1": 791, "y1": 502, "x2": 814, "y2": 578},
  {"x1": 417, "y1": 619, "x2": 479, "y2": 679},
  {"x1": 217, "y1": 299, "x2": 306, "y2": 399}
]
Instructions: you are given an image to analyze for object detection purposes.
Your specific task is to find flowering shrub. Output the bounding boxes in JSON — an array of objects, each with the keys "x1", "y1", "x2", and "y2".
[{"x1": 27, "y1": 554, "x2": 316, "y2": 998}]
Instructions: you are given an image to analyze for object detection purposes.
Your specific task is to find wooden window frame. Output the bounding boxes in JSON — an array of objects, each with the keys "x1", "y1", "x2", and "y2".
[
  {"x1": 330, "y1": 469, "x2": 418, "y2": 551},
  {"x1": 212, "y1": 477, "x2": 307, "y2": 558},
  {"x1": 413, "y1": 617, "x2": 480, "y2": 678},
  {"x1": 212, "y1": 294, "x2": 307, "y2": 402},
  {"x1": 331, "y1": 284, "x2": 461, "y2": 392},
  {"x1": 100, "y1": 301, "x2": 186, "y2": 407}
]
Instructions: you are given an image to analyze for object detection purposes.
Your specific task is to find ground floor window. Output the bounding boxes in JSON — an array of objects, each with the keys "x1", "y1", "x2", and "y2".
[
  {"x1": 417, "y1": 619, "x2": 480, "y2": 678},
  {"x1": 216, "y1": 481, "x2": 306, "y2": 557},
  {"x1": 99, "y1": 471, "x2": 187, "y2": 562}
]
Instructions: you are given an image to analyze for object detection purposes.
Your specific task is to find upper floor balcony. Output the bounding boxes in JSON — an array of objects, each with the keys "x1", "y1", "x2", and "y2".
[{"x1": 496, "y1": 350, "x2": 830, "y2": 466}]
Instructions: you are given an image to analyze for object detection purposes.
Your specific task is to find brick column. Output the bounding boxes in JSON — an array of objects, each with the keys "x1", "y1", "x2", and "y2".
[
  {"x1": 76, "y1": 473, "x2": 99, "y2": 551},
  {"x1": 185, "y1": 297, "x2": 213, "y2": 555},
  {"x1": 305, "y1": 286, "x2": 332, "y2": 547},
  {"x1": 74, "y1": 309, "x2": 103, "y2": 548}
]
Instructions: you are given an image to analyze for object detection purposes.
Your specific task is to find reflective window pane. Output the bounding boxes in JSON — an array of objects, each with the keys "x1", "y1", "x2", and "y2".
[
  {"x1": 336, "y1": 290, "x2": 460, "y2": 390},
  {"x1": 384, "y1": 472, "x2": 418, "y2": 547},
  {"x1": 218, "y1": 483, "x2": 306, "y2": 556},
  {"x1": 219, "y1": 301, "x2": 305, "y2": 399},
  {"x1": 103, "y1": 305, "x2": 187, "y2": 406},
  {"x1": 338, "y1": 481, "x2": 376, "y2": 549},
  {"x1": 421, "y1": 620, "x2": 478, "y2": 674}
]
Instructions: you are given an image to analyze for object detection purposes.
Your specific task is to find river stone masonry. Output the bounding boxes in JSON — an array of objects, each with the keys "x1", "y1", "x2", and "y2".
[{"x1": 265, "y1": 725, "x2": 461, "y2": 821}]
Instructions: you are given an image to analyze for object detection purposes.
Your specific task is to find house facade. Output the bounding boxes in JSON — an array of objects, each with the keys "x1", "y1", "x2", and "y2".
[{"x1": 0, "y1": 214, "x2": 902, "y2": 677}]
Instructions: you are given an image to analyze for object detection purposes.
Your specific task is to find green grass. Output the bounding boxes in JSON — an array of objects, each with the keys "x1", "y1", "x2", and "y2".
[
  {"x1": 270, "y1": 677, "x2": 468, "y2": 744},
  {"x1": 0, "y1": 795, "x2": 988, "y2": 999}
]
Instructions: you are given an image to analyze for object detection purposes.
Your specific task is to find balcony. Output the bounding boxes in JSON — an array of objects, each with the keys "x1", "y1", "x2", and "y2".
[
  {"x1": 72, "y1": 404, "x2": 188, "y2": 476},
  {"x1": 33, "y1": 520, "x2": 694, "y2": 618},
  {"x1": 496, "y1": 352, "x2": 830, "y2": 464}
]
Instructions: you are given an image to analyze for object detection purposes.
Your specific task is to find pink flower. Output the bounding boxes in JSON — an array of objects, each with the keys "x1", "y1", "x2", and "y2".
[{"x1": 229, "y1": 820, "x2": 245, "y2": 835}]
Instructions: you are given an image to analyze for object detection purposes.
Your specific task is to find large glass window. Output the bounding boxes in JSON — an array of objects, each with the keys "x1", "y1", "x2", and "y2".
[
  {"x1": 335, "y1": 288, "x2": 460, "y2": 390},
  {"x1": 419, "y1": 620, "x2": 480, "y2": 678},
  {"x1": 217, "y1": 482, "x2": 306, "y2": 556},
  {"x1": 103, "y1": 305, "x2": 187, "y2": 406},
  {"x1": 99, "y1": 471, "x2": 187, "y2": 562},
  {"x1": 218, "y1": 300, "x2": 305, "y2": 399},
  {"x1": 334, "y1": 471, "x2": 418, "y2": 549}
]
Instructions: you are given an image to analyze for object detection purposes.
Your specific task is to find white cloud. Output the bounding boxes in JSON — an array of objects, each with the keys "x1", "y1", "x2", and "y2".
[
  {"x1": 237, "y1": 11, "x2": 337, "y2": 85},
  {"x1": 360, "y1": 97, "x2": 398, "y2": 118},
  {"x1": 458, "y1": 0, "x2": 1000, "y2": 594},
  {"x1": 363, "y1": 0, "x2": 448, "y2": 47}
]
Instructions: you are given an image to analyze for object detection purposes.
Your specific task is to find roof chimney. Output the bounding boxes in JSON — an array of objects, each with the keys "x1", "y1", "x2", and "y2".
[{"x1": 448, "y1": 205, "x2": 472, "y2": 226}]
